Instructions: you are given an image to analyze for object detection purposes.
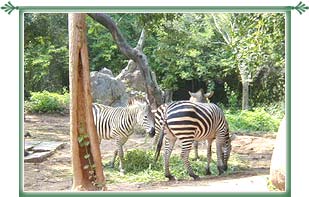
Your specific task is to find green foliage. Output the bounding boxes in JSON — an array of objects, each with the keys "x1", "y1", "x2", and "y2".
[
  {"x1": 118, "y1": 149, "x2": 163, "y2": 173},
  {"x1": 104, "y1": 149, "x2": 248, "y2": 183},
  {"x1": 225, "y1": 107, "x2": 283, "y2": 132},
  {"x1": 24, "y1": 13, "x2": 285, "y2": 108},
  {"x1": 212, "y1": 13, "x2": 285, "y2": 106},
  {"x1": 224, "y1": 82, "x2": 240, "y2": 109},
  {"x1": 25, "y1": 91, "x2": 69, "y2": 113},
  {"x1": 24, "y1": 13, "x2": 69, "y2": 96}
]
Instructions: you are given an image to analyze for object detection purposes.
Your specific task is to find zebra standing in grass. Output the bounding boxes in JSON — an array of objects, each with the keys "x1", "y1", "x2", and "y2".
[
  {"x1": 189, "y1": 89, "x2": 214, "y2": 160},
  {"x1": 150, "y1": 100, "x2": 234, "y2": 180},
  {"x1": 146, "y1": 89, "x2": 214, "y2": 158},
  {"x1": 92, "y1": 99, "x2": 155, "y2": 173}
]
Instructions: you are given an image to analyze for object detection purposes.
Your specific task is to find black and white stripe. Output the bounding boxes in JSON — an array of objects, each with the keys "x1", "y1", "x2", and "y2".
[
  {"x1": 143, "y1": 103, "x2": 168, "y2": 148},
  {"x1": 92, "y1": 100, "x2": 155, "y2": 173},
  {"x1": 151, "y1": 100, "x2": 233, "y2": 180}
]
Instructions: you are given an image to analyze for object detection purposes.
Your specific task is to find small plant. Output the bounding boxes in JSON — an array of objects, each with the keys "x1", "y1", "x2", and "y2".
[{"x1": 78, "y1": 123, "x2": 104, "y2": 189}]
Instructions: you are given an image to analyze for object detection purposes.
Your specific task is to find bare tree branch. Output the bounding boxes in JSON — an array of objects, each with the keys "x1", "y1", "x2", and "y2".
[
  {"x1": 88, "y1": 13, "x2": 137, "y2": 59},
  {"x1": 135, "y1": 28, "x2": 146, "y2": 51},
  {"x1": 212, "y1": 14, "x2": 232, "y2": 45},
  {"x1": 88, "y1": 13, "x2": 163, "y2": 108}
]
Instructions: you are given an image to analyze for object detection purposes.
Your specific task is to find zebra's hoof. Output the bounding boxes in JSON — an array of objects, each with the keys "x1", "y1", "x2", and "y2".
[
  {"x1": 218, "y1": 168, "x2": 225, "y2": 175},
  {"x1": 205, "y1": 170, "x2": 212, "y2": 175},
  {"x1": 109, "y1": 161, "x2": 115, "y2": 168},
  {"x1": 192, "y1": 157, "x2": 200, "y2": 161},
  {"x1": 166, "y1": 175, "x2": 176, "y2": 181},
  {"x1": 119, "y1": 169, "x2": 125, "y2": 176},
  {"x1": 191, "y1": 174, "x2": 200, "y2": 180}
]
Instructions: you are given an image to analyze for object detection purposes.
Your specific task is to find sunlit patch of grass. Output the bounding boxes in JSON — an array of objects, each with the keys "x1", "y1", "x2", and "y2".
[
  {"x1": 227, "y1": 153, "x2": 250, "y2": 174},
  {"x1": 102, "y1": 149, "x2": 249, "y2": 183}
]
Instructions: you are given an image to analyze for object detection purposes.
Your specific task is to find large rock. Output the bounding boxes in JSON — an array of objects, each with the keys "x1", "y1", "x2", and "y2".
[
  {"x1": 269, "y1": 116, "x2": 286, "y2": 191},
  {"x1": 90, "y1": 67, "x2": 128, "y2": 107},
  {"x1": 116, "y1": 61, "x2": 147, "y2": 93}
]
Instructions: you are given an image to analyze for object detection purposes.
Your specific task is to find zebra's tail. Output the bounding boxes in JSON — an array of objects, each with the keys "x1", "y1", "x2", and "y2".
[{"x1": 154, "y1": 128, "x2": 165, "y2": 163}]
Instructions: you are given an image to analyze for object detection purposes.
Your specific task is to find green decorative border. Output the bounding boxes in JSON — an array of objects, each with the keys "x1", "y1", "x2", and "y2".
[
  {"x1": 1, "y1": 1, "x2": 309, "y2": 14},
  {"x1": 1, "y1": 0, "x2": 297, "y2": 196}
]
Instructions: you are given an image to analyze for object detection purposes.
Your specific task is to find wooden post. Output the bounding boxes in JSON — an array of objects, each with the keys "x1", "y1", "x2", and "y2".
[{"x1": 69, "y1": 13, "x2": 106, "y2": 191}]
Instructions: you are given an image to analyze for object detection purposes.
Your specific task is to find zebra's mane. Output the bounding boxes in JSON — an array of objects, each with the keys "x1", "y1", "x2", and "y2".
[{"x1": 126, "y1": 97, "x2": 148, "y2": 111}]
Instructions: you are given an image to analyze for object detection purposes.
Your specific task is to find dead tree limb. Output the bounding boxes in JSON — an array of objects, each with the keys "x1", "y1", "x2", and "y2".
[{"x1": 88, "y1": 13, "x2": 163, "y2": 108}]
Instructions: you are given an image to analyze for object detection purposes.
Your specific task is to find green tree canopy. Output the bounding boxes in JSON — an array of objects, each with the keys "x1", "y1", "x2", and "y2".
[{"x1": 24, "y1": 13, "x2": 285, "y2": 108}]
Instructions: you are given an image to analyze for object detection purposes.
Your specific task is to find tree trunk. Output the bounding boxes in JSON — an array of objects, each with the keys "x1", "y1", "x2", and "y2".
[
  {"x1": 242, "y1": 80, "x2": 249, "y2": 110},
  {"x1": 163, "y1": 90, "x2": 173, "y2": 103},
  {"x1": 88, "y1": 13, "x2": 163, "y2": 109},
  {"x1": 239, "y1": 63, "x2": 250, "y2": 110},
  {"x1": 69, "y1": 13, "x2": 106, "y2": 191}
]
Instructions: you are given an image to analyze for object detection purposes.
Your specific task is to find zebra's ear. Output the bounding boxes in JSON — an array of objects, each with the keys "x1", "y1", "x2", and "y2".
[
  {"x1": 204, "y1": 91, "x2": 214, "y2": 99},
  {"x1": 230, "y1": 133, "x2": 237, "y2": 141}
]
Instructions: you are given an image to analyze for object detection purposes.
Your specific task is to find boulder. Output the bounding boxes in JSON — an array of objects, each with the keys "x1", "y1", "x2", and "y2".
[
  {"x1": 90, "y1": 67, "x2": 128, "y2": 107},
  {"x1": 116, "y1": 61, "x2": 147, "y2": 93},
  {"x1": 269, "y1": 116, "x2": 286, "y2": 191}
]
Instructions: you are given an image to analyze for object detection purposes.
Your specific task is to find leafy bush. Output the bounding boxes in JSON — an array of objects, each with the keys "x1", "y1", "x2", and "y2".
[
  {"x1": 225, "y1": 107, "x2": 283, "y2": 132},
  {"x1": 120, "y1": 149, "x2": 163, "y2": 173},
  {"x1": 25, "y1": 90, "x2": 69, "y2": 113},
  {"x1": 105, "y1": 149, "x2": 247, "y2": 183}
]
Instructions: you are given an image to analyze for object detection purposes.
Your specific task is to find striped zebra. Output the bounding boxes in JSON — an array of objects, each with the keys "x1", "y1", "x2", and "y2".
[
  {"x1": 145, "y1": 89, "x2": 213, "y2": 157},
  {"x1": 150, "y1": 100, "x2": 234, "y2": 180},
  {"x1": 189, "y1": 89, "x2": 214, "y2": 160},
  {"x1": 143, "y1": 103, "x2": 168, "y2": 149},
  {"x1": 92, "y1": 99, "x2": 155, "y2": 173}
]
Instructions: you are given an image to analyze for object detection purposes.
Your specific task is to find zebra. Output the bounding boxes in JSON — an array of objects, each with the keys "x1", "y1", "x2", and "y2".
[
  {"x1": 145, "y1": 89, "x2": 213, "y2": 157},
  {"x1": 150, "y1": 100, "x2": 234, "y2": 180},
  {"x1": 143, "y1": 103, "x2": 168, "y2": 149},
  {"x1": 189, "y1": 89, "x2": 214, "y2": 160},
  {"x1": 92, "y1": 99, "x2": 155, "y2": 173},
  {"x1": 145, "y1": 89, "x2": 214, "y2": 150}
]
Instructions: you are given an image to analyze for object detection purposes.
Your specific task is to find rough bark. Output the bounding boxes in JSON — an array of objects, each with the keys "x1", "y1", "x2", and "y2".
[
  {"x1": 88, "y1": 13, "x2": 163, "y2": 109},
  {"x1": 239, "y1": 63, "x2": 250, "y2": 110},
  {"x1": 241, "y1": 80, "x2": 249, "y2": 110},
  {"x1": 69, "y1": 13, "x2": 106, "y2": 191}
]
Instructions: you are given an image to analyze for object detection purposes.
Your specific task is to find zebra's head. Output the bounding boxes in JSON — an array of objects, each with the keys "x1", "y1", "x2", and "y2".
[
  {"x1": 222, "y1": 132, "x2": 236, "y2": 171},
  {"x1": 132, "y1": 100, "x2": 155, "y2": 136},
  {"x1": 189, "y1": 89, "x2": 214, "y2": 103}
]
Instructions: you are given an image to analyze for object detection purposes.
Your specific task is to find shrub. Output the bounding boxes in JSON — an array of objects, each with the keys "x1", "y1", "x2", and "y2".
[
  {"x1": 225, "y1": 107, "x2": 282, "y2": 132},
  {"x1": 106, "y1": 149, "x2": 247, "y2": 183},
  {"x1": 25, "y1": 90, "x2": 69, "y2": 113}
]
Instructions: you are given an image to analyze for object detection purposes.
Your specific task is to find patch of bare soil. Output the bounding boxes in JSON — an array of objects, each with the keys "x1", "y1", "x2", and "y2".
[{"x1": 23, "y1": 114, "x2": 276, "y2": 192}]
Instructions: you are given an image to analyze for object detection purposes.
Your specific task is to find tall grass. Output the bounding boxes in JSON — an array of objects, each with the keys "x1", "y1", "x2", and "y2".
[{"x1": 104, "y1": 149, "x2": 248, "y2": 183}]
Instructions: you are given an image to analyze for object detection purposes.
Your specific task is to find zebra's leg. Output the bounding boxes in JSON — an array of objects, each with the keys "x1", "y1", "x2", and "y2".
[
  {"x1": 163, "y1": 136, "x2": 176, "y2": 181},
  {"x1": 152, "y1": 132, "x2": 160, "y2": 150},
  {"x1": 180, "y1": 140, "x2": 200, "y2": 180},
  {"x1": 205, "y1": 139, "x2": 213, "y2": 175},
  {"x1": 110, "y1": 149, "x2": 118, "y2": 168},
  {"x1": 193, "y1": 141, "x2": 199, "y2": 160},
  {"x1": 216, "y1": 142, "x2": 225, "y2": 175},
  {"x1": 116, "y1": 137, "x2": 128, "y2": 174}
]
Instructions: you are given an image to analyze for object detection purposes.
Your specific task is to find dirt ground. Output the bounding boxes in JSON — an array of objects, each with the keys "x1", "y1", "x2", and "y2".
[{"x1": 23, "y1": 113, "x2": 277, "y2": 192}]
